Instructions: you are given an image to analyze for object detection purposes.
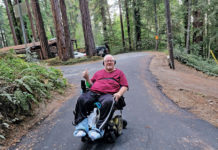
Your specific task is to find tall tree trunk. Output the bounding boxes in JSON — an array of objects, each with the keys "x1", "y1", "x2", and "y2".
[
  {"x1": 69, "y1": 12, "x2": 75, "y2": 39},
  {"x1": 25, "y1": 0, "x2": 37, "y2": 41},
  {"x1": 0, "y1": 26, "x2": 6, "y2": 47},
  {"x1": 60, "y1": 0, "x2": 74, "y2": 58},
  {"x1": 8, "y1": 0, "x2": 22, "y2": 44},
  {"x1": 79, "y1": 0, "x2": 95, "y2": 56},
  {"x1": 105, "y1": 0, "x2": 113, "y2": 53},
  {"x1": 2, "y1": 28, "x2": 8, "y2": 46},
  {"x1": 50, "y1": 0, "x2": 68, "y2": 61},
  {"x1": 16, "y1": 0, "x2": 28, "y2": 45},
  {"x1": 185, "y1": 0, "x2": 191, "y2": 54},
  {"x1": 50, "y1": 27, "x2": 54, "y2": 37},
  {"x1": 118, "y1": 0, "x2": 125, "y2": 51},
  {"x1": 100, "y1": 0, "x2": 108, "y2": 47},
  {"x1": 4, "y1": 31, "x2": 8, "y2": 46},
  {"x1": 154, "y1": 0, "x2": 159, "y2": 51},
  {"x1": 44, "y1": 0, "x2": 55, "y2": 38},
  {"x1": 192, "y1": 0, "x2": 203, "y2": 57},
  {"x1": 133, "y1": 0, "x2": 141, "y2": 50},
  {"x1": 31, "y1": 0, "x2": 49, "y2": 59},
  {"x1": 3, "y1": 0, "x2": 18, "y2": 45},
  {"x1": 124, "y1": 0, "x2": 132, "y2": 51},
  {"x1": 184, "y1": 0, "x2": 188, "y2": 47},
  {"x1": 164, "y1": 0, "x2": 175, "y2": 69}
]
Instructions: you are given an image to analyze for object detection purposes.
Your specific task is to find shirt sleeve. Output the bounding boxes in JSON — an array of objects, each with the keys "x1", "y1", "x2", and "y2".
[
  {"x1": 119, "y1": 71, "x2": 129, "y2": 88},
  {"x1": 91, "y1": 72, "x2": 97, "y2": 83}
]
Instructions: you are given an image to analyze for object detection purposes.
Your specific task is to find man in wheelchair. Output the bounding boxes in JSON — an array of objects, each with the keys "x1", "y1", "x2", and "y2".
[{"x1": 73, "y1": 54, "x2": 128, "y2": 141}]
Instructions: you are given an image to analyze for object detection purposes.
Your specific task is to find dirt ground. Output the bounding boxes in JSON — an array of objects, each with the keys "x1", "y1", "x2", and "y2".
[{"x1": 149, "y1": 52, "x2": 218, "y2": 127}]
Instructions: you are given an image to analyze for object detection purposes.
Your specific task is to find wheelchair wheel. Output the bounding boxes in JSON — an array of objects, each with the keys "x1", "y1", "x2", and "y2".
[
  {"x1": 113, "y1": 115, "x2": 123, "y2": 137},
  {"x1": 81, "y1": 136, "x2": 93, "y2": 143},
  {"x1": 123, "y1": 119, "x2": 127, "y2": 129},
  {"x1": 106, "y1": 131, "x2": 116, "y2": 143}
]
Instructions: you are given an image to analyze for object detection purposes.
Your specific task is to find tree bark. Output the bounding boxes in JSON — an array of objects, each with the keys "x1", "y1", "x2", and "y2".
[
  {"x1": 164, "y1": 0, "x2": 175, "y2": 69},
  {"x1": 124, "y1": 0, "x2": 132, "y2": 51},
  {"x1": 184, "y1": 0, "x2": 188, "y2": 47},
  {"x1": 50, "y1": 26, "x2": 54, "y2": 37},
  {"x1": 79, "y1": 0, "x2": 95, "y2": 56},
  {"x1": 192, "y1": 0, "x2": 203, "y2": 56},
  {"x1": 185, "y1": 0, "x2": 191, "y2": 54},
  {"x1": 154, "y1": 0, "x2": 159, "y2": 51},
  {"x1": 60, "y1": 0, "x2": 74, "y2": 58},
  {"x1": 8, "y1": 0, "x2": 22, "y2": 44},
  {"x1": 100, "y1": 0, "x2": 108, "y2": 47},
  {"x1": 25, "y1": 0, "x2": 37, "y2": 41},
  {"x1": 50, "y1": 0, "x2": 68, "y2": 61},
  {"x1": 3, "y1": 0, "x2": 18, "y2": 45},
  {"x1": 105, "y1": 0, "x2": 113, "y2": 53},
  {"x1": 31, "y1": 0, "x2": 49, "y2": 59},
  {"x1": 0, "y1": 26, "x2": 6, "y2": 47},
  {"x1": 133, "y1": 0, "x2": 141, "y2": 50},
  {"x1": 118, "y1": 0, "x2": 125, "y2": 51},
  {"x1": 16, "y1": 0, "x2": 28, "y2": 45}
]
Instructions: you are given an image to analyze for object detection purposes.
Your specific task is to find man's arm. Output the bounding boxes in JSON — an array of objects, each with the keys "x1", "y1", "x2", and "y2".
[
  {"x1": 82, "y1": 69, "x2": 93, "y2": 85},
  {"x1": 114, "y1": 86, "x2": 128, "y2": 101}
]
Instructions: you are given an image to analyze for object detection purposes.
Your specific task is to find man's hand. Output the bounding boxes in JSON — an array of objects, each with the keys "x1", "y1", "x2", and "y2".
[
  {"x1": 113, "y1": 93, "x2": 121, "y2": 102},
  {"x1": 82, "y1": 69, "x2": 89, "y2": 80}
]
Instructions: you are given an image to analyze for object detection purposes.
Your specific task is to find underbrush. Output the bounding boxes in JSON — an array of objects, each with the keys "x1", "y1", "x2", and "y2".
[
  {"x1": 44, "y1": 56, "x2": 102, "y2": 66},
  {"x1": 174, "y1": 49, "x2": 218, "y2": 76},
  {"x1": 0, "y1": 51, "x2": 67, "y2": 141}
]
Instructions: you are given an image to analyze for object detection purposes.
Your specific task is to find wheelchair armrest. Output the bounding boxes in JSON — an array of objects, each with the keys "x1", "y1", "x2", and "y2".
[
  {"x1": 115, "y1": 96, "x2": 126, "y2": 110},
  {"x1": 81, "y1": 80, "x2": 87, "y2": 93}
]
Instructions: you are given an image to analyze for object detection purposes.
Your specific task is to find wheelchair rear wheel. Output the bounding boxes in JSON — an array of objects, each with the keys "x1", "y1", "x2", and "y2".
[
  {"x1": 113, "y1": 115, "x2": 123, "y2": 136},
  {"x1": 123, "y1": 119, "x2": 127, "y2": 129}
]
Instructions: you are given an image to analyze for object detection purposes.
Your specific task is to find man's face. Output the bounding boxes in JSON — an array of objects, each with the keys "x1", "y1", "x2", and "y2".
[{"x1": 104, "y1": 56, "x2": 115, "y2": 72}]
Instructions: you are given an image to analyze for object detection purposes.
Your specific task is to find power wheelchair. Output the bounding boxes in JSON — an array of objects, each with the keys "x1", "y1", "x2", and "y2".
[{"x1": 73, "y1": 80, "x2": 127, "y2": 143}]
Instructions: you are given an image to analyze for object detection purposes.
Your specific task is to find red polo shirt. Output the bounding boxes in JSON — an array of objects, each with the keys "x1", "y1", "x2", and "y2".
[{"x1": 90, "y1": 69, "x2": 128, "y2": 94}]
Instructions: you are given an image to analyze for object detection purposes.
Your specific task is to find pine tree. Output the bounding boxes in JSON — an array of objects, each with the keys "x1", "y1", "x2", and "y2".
[
  {"x1": 31, "y1": 0, "x2": 49, "y2": 59},
  {"x1": 3, "y1": 0, "x2": 18, "y2": 45},
  {"x1": 79, "y1": 0, "x2": 96, "y2": 56}
]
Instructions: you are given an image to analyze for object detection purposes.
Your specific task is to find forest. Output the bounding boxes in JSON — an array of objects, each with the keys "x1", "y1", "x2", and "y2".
[{"x1": 0, "y1": 0, "x2": 217, "y2": 60}]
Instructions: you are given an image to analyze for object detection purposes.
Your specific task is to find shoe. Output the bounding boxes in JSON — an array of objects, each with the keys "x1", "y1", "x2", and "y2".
[
  {"x1": 73, "y1": 118, "x2": 88, "y2": 137},
  {"x1": 88, "y1": 128, "x2": 104, "y2": 141},
  {"x1": 74, "y1": 130, "x2": 86, "y2": 137}
]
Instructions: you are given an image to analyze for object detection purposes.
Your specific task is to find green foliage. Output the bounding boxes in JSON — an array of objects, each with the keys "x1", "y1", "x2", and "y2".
[
  {"x1": 174, "y1": 48, "x2": 218, "y2": 76},
  {"x1": 0, "y1": 51, "x2": 67, "y2": 118}
]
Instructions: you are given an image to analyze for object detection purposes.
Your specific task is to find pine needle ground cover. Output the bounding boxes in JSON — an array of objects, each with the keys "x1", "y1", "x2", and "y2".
[{"x1": 0, "y1": 52, "x2": 67, "y2": 140}]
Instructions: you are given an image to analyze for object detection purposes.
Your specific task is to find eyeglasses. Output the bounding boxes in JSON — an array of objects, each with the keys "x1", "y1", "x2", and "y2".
[{"x1": 104, "y1": 60, "x2": 115, "y2": 63}]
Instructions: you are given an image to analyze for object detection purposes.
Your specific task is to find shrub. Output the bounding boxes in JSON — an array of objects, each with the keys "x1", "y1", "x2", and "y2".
[
  {"x1": 0, "y1": 52, "x2": 67, "y2": 118},
  {"x1": 174, "y1": 49, "x2": 218, "y2": 76}
]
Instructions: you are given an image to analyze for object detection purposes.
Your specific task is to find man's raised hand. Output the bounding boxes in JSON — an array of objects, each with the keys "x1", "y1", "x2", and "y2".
[{"x1": 82, "y1": 69, "x2": 89, "y2": 80}]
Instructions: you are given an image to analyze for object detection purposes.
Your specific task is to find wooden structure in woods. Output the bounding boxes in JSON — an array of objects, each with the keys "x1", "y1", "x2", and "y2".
[{"x1": 0, "y1": 39, "x2": 77, "y2": 59}]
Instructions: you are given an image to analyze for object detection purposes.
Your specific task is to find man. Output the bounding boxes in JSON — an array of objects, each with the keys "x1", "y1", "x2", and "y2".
[{"x1": 73, "y1": 54, "x2": 128, "y2": 141}]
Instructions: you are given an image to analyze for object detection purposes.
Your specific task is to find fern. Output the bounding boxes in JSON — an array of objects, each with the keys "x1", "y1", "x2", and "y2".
[
  {"x1": 15, "y1": 78, "x2": 33, "y2": 93},
  {"x1": 0, "y1": 92, "x2": 14, "y2": 104},
  {"x1": 0, "y1": 52, "x2": 67, "y2": 119},
  {"x1": 174, "y1": 49, "x2": 218, "y2": 76}
]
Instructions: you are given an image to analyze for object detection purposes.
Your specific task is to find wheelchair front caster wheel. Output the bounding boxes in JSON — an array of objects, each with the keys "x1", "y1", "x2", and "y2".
[
  {"x1": 81, "y1": 136, "x2": 92, "y2": 143},
  {"x1": 123, "y1": 119, "x2": 127, "y2": 129},
  {"x1": 107, "y1": 131, "x2": 116, "y2": 143}
]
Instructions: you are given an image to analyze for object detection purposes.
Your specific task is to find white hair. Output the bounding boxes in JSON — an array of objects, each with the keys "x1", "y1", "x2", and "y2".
[{"x1": 103, "y1": 54, "x2": 115, "y2": 61}]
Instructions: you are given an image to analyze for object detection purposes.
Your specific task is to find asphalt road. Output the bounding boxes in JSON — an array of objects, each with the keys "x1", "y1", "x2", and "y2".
[{"x1": 10, "y1": 52, "x2": 218, "y2": 150}]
